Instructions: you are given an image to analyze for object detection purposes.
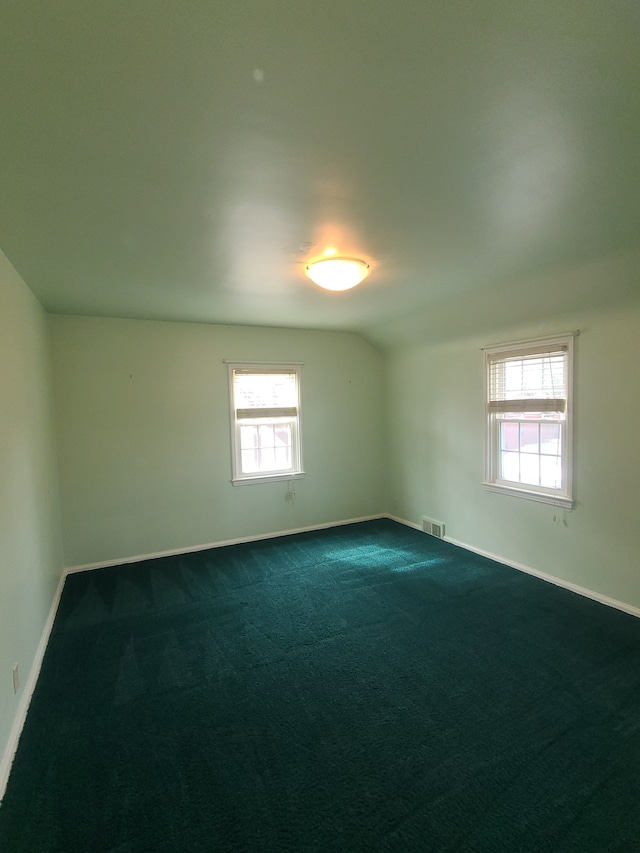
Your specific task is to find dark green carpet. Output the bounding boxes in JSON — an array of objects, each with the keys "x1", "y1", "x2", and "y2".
[{"x1": 2, "y1": 519, "x2": 640, "y2": 852}]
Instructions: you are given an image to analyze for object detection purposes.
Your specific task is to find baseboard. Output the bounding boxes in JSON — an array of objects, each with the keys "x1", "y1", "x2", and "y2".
[
  {"x1": 65, "y1": 514, "x2": 386, "y2": 574},
  {"x1": 386, "y1": 513, "x2": 422, "y2": 531},
  {"x1": 444, "y1": 535, "x2": 640, "y2": 620},
  {"x1": 387, "y1": 513, "x2": 640, "y2": 620},
  {"x1": 0, "y1": 570, "x2": 67, "y2": 803}
]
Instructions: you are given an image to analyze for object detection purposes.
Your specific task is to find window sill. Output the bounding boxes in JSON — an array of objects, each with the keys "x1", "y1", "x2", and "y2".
[
  {"x1": 482, "y1": 481, "x2": 573, "y2": 509},
  {"x1": 232, "y1": 471, "x2": 306, "y2": 487}
]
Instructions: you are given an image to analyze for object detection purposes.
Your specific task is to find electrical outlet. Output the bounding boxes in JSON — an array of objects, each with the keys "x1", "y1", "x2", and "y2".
[{"x1": 12, "y1": 663, "x2": 19, "y2": 694}]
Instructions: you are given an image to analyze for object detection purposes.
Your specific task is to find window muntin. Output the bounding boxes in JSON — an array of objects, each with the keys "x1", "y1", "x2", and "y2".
[
  {"x1": 484, "y1": 337, "x2": 573, "y2": 507},
  {"x1": 229, "y1": 365, "x2": 303, "y2": 484}
]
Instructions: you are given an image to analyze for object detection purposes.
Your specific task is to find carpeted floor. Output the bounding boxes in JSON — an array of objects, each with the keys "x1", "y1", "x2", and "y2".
[{"x1": 1, "y1": 519, "x2": 640, "y2": 851}]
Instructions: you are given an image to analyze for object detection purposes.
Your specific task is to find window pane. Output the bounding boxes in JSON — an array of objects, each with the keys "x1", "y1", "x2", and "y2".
[
  {"x1": 241, "y1": 448, "x2": 260, "y2": 473},
  {"x1": 500, "y1": 422, "x2": 519, "y2": 451},
  {"x1": 274, "y1": 424, "x2": 291, "y2": 448},
  {"x1": 274, "y1": 446, "x2": 291, "y2": 469},
  {"x1": 500, "y1": 451, "x2": 520, "y2": 482},
  {"x1": 260, "y1": 447, "x2": 275, "y2": 470},
  {"x1": 239, "y1": 420, "x2": 296, "y2": 475},
  {"x1": 540, "y1": 422, "x2": 560, "y2": 454},
  {"x1": 520, "y1": 454, "x2": 540, "y2": 486},
  {"x1": 259, "y1": 424, "x2": 275, "y2": 448},
  {"x1": 240, "y1": 425, "x2": 258, "y2": 450},
  {"x1": 520, "y1": 422, "x2": 539, "y2": 453},
  {"x1": 541, "y1": 456, "x2": 562, "y2": 488}
]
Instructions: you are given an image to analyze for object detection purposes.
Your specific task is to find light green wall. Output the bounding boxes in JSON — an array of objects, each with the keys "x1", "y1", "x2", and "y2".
[
  {"x1": 0, "y1": 252, "x2": 63, "y2": 764},
  {"x1": 49, "y1": 304, "x2": 640, "y2": 611},
  {"x1": 386, "y1": 302, "x2": 640, "y2": 609},
  {"x1": 49, "y1": 316, "x2": 385, "y2": 566}
]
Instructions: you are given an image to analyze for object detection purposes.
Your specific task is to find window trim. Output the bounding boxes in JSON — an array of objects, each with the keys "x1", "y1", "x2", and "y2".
[
  {"x1": 483, "y1": 334, "x2": 575, "y2": 508},
  {"x1": 227, "y1": 362, "x2": 305, "y2": 486}
]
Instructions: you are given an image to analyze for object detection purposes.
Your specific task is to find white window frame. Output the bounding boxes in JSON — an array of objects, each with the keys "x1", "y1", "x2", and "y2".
[
  {"x1": 228, "y1": 362, "x2": 305, "y2": 486},
  {"x1": 483, "y1": 334, "x2": 574, "y2": 508}
]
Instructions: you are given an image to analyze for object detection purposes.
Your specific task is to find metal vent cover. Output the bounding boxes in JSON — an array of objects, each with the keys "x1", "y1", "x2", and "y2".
[{"x1": 422, "y1": 517, "x2": 445, "y2": 538}]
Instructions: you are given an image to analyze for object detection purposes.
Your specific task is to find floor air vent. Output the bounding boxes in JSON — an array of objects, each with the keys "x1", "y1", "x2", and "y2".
[{"x1": 422, "y1": 517, "x2": 445, "y2": 538}]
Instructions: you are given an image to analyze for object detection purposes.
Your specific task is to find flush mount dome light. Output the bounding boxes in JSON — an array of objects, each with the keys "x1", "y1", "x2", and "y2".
[{"x1": 305, "y1": 256, "x2": 370, "y2": 291}]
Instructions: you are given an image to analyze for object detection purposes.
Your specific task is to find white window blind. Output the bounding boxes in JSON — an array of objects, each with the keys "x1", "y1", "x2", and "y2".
[
  {"x1": 487, "y1": 346, "x2": 568, "y2": 414},
  {"x1": 233, "y1": 369, "x2": 298, "y2": 422}
]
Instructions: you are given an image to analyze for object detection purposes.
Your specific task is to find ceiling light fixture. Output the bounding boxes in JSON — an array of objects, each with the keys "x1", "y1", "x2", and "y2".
[{"x1": 305, "y1": 256, "x2": 370, "y2": 291}]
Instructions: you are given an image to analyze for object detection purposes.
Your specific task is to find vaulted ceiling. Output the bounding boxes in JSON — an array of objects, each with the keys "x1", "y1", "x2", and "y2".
[{"x1": 1, "y1": 1, "x2": 639, "y2": 348}]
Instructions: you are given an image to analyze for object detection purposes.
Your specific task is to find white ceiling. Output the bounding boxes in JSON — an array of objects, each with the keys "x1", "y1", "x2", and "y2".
[{"x1": 1, "y1": 1, "x2": 639, "y2": 348}]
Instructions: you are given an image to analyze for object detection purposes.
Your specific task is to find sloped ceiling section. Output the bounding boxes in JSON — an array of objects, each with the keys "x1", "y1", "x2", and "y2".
[{"x1": 1, "y1": 1, "x2": 639, "y2": 348}]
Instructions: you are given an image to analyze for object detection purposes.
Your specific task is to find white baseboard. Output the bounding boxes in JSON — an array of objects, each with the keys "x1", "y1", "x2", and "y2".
[
  {"x1": 444, "y1": 534, "x2": 640, "y2": 619},
  {"x1": 0, "y1": 570, "x2": 67, "y2": 803},
  {"x1": 388, "y1": 513, "x2": 640, "y2": 620},
  {"x1": 65, "y1": 514, "x2": 387, "y2": 574},
  {"x1": 386, "y1": 513, "x2": 422, "y2": 531}
]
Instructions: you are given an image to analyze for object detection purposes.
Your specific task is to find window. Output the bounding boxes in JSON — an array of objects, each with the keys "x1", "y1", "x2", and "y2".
[
  {"x1": 228, "y1": 364, "x2": 304, "y2": 484},
  {"x1": 484, "y1": 335, "x2": 574, "y2": 507}
]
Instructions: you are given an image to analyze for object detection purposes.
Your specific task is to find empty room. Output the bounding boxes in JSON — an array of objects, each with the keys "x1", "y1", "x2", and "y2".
[{"x1": 1, "y1": 2, "x2": 640, "y2": 850}]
